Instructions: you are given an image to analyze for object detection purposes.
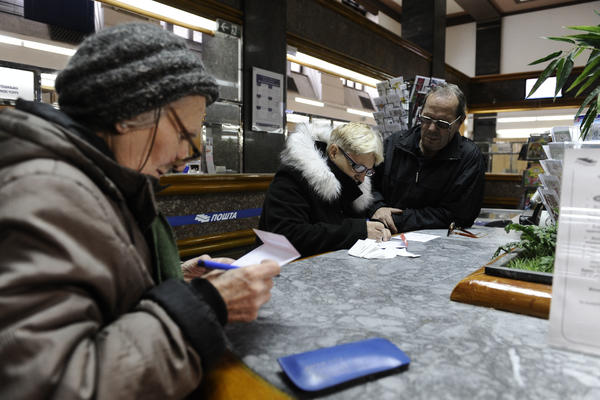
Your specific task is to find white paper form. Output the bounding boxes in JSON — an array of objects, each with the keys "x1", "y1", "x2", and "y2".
[
  {"x1": 348, "y1": 239, "x2": 420, "y2": 259},
  {"x1": 548, "y1": 148, "x2": 600, "y2": 356},
  {"x1": 232, "y1": 229, "x2": 300, "y2": 267},
  {"x1": 401, "y1": 232, "x2": 439, "y2": 243}
]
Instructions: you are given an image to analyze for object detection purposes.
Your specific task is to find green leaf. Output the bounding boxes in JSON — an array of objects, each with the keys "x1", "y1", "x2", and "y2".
[
  {"x1": 566, "y1": 33, "x2": 600, "y2": 42},
  {"x1": 557, "y1": 56, "x2": 574, "y2": 96},
  {"x1": 586, "y1": 49, "x2": 600, "y2": 64},
  {"x1": 527, "y1": 58, "x2": 560, "y2": 98},
  {"x1": 567, "y1": 25, "x2": 600, "y2": 34},
  {"x1": 580, "y1": 103, "x2": 598, "y2": 139},
  {"x1": 554, "y1": 58, "x2": 566, "y2": 98},
  {"x1": 575, "y1": 85, "x2": 600, "y2": 117},
  {"x1": 567, "y1": 35, "x2": 600, "y2": 48},
  {"x1": 567, "y1": 53, "x2": 600, "y2": 91},
  {"x1": 575, "y1": 68, "x2": 600, "y2": 97},
  {"x1": 546, "y1": 36, "x2": 575, "y2": 44},
  {"x1": 573, "y1": 46, "x2": 586, "y2": 59},
  {"x1": 528, "y1": 50, "x2": 562, "y2": 66}
]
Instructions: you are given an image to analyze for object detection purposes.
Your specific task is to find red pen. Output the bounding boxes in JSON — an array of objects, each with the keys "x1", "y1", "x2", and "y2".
[{"x1": 400, "y1": 233, "x2": 408, "y2": 248}]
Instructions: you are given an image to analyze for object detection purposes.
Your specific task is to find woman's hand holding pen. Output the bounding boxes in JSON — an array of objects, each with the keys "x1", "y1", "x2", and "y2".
[
  {"x1": 366, "y1": 220, "x2": 391, "y2": 242},
  {"x1": 182, "y1": 254, "x2": 234, "y2": 280},
  {"x1": 371, "y1": 207, "x2": 403, "y2": 234},
  {"x1": 182, "y1": 254, "x2": 281, "y2": 323}
]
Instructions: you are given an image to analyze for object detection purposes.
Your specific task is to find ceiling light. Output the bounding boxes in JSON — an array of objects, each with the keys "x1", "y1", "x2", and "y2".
[
  {"x1": 497, "y1": 117, "x2": 537, "y2": 123},
  {"x1": 347, "y1": 108, "x2": 373, "y2": 117},
  {"x1": 286, "y1": 113, "x2": 311, "y2": 123},
  {"x1": 41, "y1": 73, "x2": 57, "y2": 89},
  {"x1": 98, "y1": 0, "x2": 217, "y2": 34},
  {"x1": 0, "y1": 33, "x2": 76, "y2": 56},
  {"x1": 0, "y1": 34, "x2": 22, "y2": 46},
  {"x1": 497, "y1": 115, "x2": 576, "y2": 123},
  {"x1": 287, "y1": 51, "x2": 379, "y2": 88},
  {"x1": 22, "y1": 39, "x2": 76, "y2": 56},
  {"x1": 295, "y1": 97, "x2": 324, "y2": 107},
  {"x1": 536, "y1": 115, "x2": 575, "y2": 121}
]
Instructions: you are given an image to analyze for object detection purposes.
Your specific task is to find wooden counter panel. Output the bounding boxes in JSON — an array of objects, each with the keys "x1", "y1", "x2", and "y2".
[
  {"x1": 191, "y1": 350, "x2": 291, "y2": 399},
  {"x1": 177, "y1": 229, "x2": 256, "y2": 258},
  {"x1": 159, "y1": 174, "x2": 274, "y2": 195},
  {"x1": 450, "y1": 254, "x2": 552, "y2": 319}
]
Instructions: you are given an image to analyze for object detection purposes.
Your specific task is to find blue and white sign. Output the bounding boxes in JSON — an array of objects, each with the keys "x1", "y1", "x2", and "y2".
[{"x1": 166, "y1": 208, "x2": 262, "y2": 227}]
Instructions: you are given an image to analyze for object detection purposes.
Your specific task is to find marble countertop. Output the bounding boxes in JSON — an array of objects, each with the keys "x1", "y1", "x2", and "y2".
[{"x1": 225, "y1": 227, "x2": 600, "y2": 399}]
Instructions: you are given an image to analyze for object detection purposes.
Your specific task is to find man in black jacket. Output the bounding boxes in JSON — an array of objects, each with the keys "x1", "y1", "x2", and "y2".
[{"x1": 370, "y1": 83, "x2": 486, "y2": 234}]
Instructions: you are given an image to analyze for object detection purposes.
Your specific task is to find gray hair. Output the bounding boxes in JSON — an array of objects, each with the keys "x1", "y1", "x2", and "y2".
[
  {"x1": 423, "y1": 83, "x2": 466, "y2": 119},
  {"x1": 327, "y1": 122, "x2": 384, "y2": 165}
]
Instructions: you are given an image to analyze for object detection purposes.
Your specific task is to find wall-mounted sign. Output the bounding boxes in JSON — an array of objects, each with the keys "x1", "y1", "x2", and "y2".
[
  {"x1": 166, "y1": 207, "x2": 262, "y2": 227},
  {"x1": 216, "y1": 19, "x2": 241, "y2": 38},
  {"x1": 0, "y1": 67, "x2": 35, "y2": 101},
  {"x1": 251, "y1": 67, "x2": 284, "y2": 133}
]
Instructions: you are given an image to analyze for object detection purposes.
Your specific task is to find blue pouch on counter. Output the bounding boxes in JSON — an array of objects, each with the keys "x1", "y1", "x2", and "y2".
[{"x1": 277, "y1": 337, "x2": 410, "y2": 392}]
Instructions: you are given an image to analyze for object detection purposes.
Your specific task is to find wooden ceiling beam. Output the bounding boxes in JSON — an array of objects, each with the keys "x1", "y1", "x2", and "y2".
[{"x1": 454, "y1": 0, "x2": 501, "y2": 21}]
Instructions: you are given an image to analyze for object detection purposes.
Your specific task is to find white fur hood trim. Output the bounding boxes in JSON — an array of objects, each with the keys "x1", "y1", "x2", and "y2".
[{"x1": 280, "y1": 123, "x2": 374, "y2": 212}]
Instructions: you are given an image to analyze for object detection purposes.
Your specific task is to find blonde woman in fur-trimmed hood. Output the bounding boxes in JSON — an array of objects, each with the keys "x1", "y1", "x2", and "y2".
[{"x1": 258, "y1": 122, "x2": 389, "y2": 257}]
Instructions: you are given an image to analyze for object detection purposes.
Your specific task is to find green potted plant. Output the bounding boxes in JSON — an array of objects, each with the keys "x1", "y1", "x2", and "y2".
[
  {"x1": 486, "y1": 222, "x2": 557, "y2": 285},
  {"x1": 488, "y1": 19, "x2": 600, "y2": 283},
  {"x1": 527, "y1": 15, "x2": 600, "y2": 139}
]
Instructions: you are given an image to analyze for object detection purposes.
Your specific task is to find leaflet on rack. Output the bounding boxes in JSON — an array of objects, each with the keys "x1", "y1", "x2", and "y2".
[{"x1": 548, "y1": 148, "x2": 600, "y2": 356}]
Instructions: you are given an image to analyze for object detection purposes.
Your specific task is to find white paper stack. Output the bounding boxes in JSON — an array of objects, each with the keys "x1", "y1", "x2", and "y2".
[{"x1": 348, "y1": 239, "x2": 420, "y2": 259}]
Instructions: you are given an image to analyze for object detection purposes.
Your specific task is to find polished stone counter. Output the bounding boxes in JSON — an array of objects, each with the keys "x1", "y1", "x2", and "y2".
[{"x1": 225, "y1": 227, "x2": 600, "y2": 399}]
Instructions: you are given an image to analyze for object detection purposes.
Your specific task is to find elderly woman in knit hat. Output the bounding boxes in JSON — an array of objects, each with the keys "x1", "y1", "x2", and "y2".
[{"x1": 0, "y1": 23, "x2": 279, "y2": 399}]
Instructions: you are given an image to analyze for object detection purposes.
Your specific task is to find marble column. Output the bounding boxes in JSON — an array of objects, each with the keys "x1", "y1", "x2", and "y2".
[
  {"x1": 242, "y1": 0, "x2": 287, "y2": 172},
  {"x1": 401, "y1": 0, "x2": 446, "y2": 78}
]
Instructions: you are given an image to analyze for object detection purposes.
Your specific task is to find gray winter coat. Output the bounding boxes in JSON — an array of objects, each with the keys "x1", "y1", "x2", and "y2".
[{"x1": 0, "y1": 101, "x2": 226, "y2": 399}]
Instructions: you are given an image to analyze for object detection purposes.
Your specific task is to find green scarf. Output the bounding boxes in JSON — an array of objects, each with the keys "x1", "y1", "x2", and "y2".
[{"x1": 150, "y1": 214, "x2": 183, "y2": 283}]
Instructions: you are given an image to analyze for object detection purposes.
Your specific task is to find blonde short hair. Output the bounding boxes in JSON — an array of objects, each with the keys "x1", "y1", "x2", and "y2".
[{"x1": 327, "y1": 122, "x2": 384, "y2": 165}]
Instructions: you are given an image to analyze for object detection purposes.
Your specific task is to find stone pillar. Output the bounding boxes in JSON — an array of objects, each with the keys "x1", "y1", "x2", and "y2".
[
  {"x1": 475, "y1": 20, "x2": 501, "y2": 76},
  {"x1": 401, "y1": 0, "x2": 446, "y2": 78},
  {"x1": 473, "y1": 19, "x2": 501, "y2": 148},
  {"x1": 242, "y1": 0, "x2": 287, "y2": 172}
]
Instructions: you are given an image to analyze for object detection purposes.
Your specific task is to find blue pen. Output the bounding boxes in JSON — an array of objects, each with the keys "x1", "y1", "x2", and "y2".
[{"x1": 198, "y1": 259, "x2": 239, "y2": 270}]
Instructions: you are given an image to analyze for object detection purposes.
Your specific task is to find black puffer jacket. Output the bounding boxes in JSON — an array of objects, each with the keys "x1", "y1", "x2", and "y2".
[
  {"x1": 259, "y1": 124, "x2": 374, "y2": 257},
  {"x1": 370, "y1": 125, "x2": 486, "y2": 232}
]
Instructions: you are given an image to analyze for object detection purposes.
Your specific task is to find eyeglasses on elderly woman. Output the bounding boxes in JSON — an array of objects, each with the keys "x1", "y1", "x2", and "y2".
[{"x1": 338, "y1": 147, "x2": 375, "y2": 177}]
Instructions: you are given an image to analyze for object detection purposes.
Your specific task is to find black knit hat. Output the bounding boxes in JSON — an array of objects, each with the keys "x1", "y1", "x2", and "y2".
[{"x1": 56, "y1": 22, "x2": 219, "y2": 131}]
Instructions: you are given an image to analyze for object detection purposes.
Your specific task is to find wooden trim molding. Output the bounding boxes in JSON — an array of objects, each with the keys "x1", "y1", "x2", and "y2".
[
  {"x1": 483, "y1": 196, "x2": 521, "y2": 207},
  {"x1": 156, "y1": 0, "x2": 243, "y2": 25},
  {"x1": 485, "y1": 173, "x2": 522, "y2": 182},
  {"x1": 177, "y1": 229, "x2": 256, "y2": 258},
  {"x1": 286, "y1": 33, "x2": 395, "y2": 82},
  {"x1": 158, "y1": 174, "x2": 274, "y2": 196},
  {"x1": 309, "y1": 0, "x2": 432, "y2": 60},
  {"x1": 471, "y1": 67, "x2": 584, "y2": 84},
  {"x1": 469, "y1": 98, "x2": 582, "y2": 114}
]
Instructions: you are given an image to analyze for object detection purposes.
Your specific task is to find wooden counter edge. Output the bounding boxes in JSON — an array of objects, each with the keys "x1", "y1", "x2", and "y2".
[
  {"x1": 450, "y1": 254, "x2": 552, "y2": 319},
  {"x1": 190, "y1": 350, "x2": 292, "y2": 399}
]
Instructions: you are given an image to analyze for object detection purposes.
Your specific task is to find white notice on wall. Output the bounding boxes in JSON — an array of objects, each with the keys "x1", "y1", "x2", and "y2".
[
  {"x1": 251, "y1": 67, "x2": 284, "y2": 133},
  {"x1": 0, "y1": 67, "x2": 35, "y2": 101},
  {"x1": 548, "y1": 148, "x2": 600, "y2": 356}
]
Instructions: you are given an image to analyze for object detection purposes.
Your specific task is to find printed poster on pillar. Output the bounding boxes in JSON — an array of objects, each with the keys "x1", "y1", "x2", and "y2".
[{"x1": 251, "y1": 67, "x2": 284, "y2": 133}]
